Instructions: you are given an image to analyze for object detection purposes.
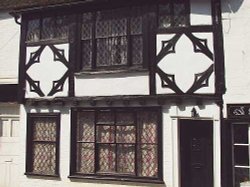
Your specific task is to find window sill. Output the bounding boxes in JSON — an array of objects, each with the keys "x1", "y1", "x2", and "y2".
[
  {"x1": 68, "y1": 174, "x2": 164, "y2": 184},
  {"x1": 75, "y1": 68, "x2": 148, "y2": 76},
  {"x1": 25, "y1": 172, "x2": 60, "y2": 178}
]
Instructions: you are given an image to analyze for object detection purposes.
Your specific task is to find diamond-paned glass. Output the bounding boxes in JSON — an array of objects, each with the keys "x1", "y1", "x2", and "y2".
[
  {"x1": 173, "y1": 3, "x2": 187, "y2": 27},
  {"x1": 82, "y1": 12, "x2": 93, "y2": 40},
  {"x1": 76, "y1": 143, "x2": 95, "y2": 173},
  {"x1": 98, "y1": 144, "x2": 116, "y2": 172},
  {"x1": 26, "y1": 19, "x2": 40, "y2": 42},
  {"x1": 77, "y1": 112, "x2": 95, "y2": 142},
  {"x1": 131, "y1": 35, "x2": 143, "y2": 65},
  {"x1": 130, "y1": 7, "x2": 143, "y2": 35},
  {"x1": 55, "y1": 15, "x2": 70, "y2": 39},
  {"x1": 138, "y1": 111, "x2": 158, "y2": 143},
  {"x1": 41, "y1": 17, "x2": 55, "y2": 39},
  {"x1": 158, "y1": 3, "x2": 171, "y2": 29},
  {"x1": 116, "y1": 126, "x2": 136, "y2": 143},
  {"x1": 96, "y1": 37, "x2": 128, "y2": 67},
  {"x1": 82, "y1": 40, "x2": 92, "y2": 69},
  {"x1": 32, "y1": 143, "x2": 56, "y2": 175},
  {"x1": 74, "y1": 108, "x2": 160, "y2": 178},
  {"x1": 138, "y1": 144, "x2": 158, "y2": 177},
  {"x1": 97, "y1": 126, "x2": 115, "y2": 143},
  {"x1": 117, "y1": 144, "x2": 135, "y2": 174},
  {"x1": 33, "y1": 118, "x2": 57, "y2": 141}
]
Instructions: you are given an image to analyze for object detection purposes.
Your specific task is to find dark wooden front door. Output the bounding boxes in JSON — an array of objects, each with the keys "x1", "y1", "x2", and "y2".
[{"x1": 180, "y1": 120, "x2": 213, "y2": 187}]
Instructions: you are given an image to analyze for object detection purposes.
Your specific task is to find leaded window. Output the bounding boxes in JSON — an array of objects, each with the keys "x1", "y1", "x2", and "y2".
[
  {"x1": 158, "y1": 0, "x2": 189, "y2": 29},
  {"x1": 71, "y1": 107, "x2": 162, "y2": 182},
  {"x1": 232, "y1": 123, "x2": 250, "y2": 187},
  {"x1": 26, "y1": 113, "x2": 60, "y2": 176},
  {"x1": 26, "y1": 14, "x2": 71, "y2": 43},
  {"x1": 81, "y1": 6, "x2": 145, "y2": 70}
]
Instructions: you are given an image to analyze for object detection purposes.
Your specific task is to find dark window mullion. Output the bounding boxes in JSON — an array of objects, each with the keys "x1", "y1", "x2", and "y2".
[
  {"x1": 134, "y1": 110, "x2": 139, "y2": 176},
  {"x1": 92, "y1": 12, "x2": 97, "y2": 70},
  {"x1": 114, "y1": 110, "x2": 118, "y2": 173},
  {"x1": 94, "y1": 110, "x2": 98, "y2": 173},
  {"x1": 127, "y1": 9, "x2": 132, "y2": 67}
]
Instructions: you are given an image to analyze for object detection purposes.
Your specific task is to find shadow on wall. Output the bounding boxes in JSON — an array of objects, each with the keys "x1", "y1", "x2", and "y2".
[
  {"x1": 0, "y1": 11, "x2": 13, "y2": 20},
  {"x1": 221, "y1": 0, "x2": 244, "y2": 13}
]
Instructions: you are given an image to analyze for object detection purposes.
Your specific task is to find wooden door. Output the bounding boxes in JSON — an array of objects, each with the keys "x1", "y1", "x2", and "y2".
[{"x1": 180, "y1": 120, "x2": 213, "y2": 187}]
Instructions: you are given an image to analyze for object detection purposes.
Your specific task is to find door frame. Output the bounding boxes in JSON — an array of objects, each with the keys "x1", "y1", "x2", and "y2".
[
  {"x1": 171, "y1": 117, "x2": 221, "y2": 187},
  {"x1": 179, "y1": 119, "x2": 213, "y2": 187}
]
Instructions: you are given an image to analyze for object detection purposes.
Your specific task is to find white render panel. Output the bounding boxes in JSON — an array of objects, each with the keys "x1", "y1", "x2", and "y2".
[
  {"x1": 25, "y1": 44, "x2": 69, "y2": 98},
  {"x1": 75, "y1": 73, "x2": 149, "y2": 96},
  {"x1": 222, "y1": 0, "x2": 250, "y2": 110},
  {"x1": 156, "y1": 33, "x2": 214, "y2": 94},
  {"x1": 0, "y1": 12, "x2": 19, "y2": 84},
  {"x1": 190, "y1": 0, "x2": 212, "y2": 25}
]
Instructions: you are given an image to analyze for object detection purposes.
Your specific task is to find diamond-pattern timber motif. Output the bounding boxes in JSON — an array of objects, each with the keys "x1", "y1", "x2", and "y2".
[
  {"x1": 156, "y1": 32, "x2": 214, "y2": 94},
  {"x1": 77, "y1": 112, "x2": 95, "y2": 142},
  {"x1": 76, "y1": 143, "x2": 95, "y2": 173},
  {"x1": 32, "y1": 143, "x2": 56, "y2": 174},
  {"x1": 139, "y1": 144, "x2": 158, "y2": 177},
  {"x1": 33, "y1": 118, "x2": 56, "y2": 141},
  {"x1": 98, "y1": 144, "x2": 116, "y2": 172},
  {"x1": 117, "y1": 145, "x2": 135, "y2": 174}
]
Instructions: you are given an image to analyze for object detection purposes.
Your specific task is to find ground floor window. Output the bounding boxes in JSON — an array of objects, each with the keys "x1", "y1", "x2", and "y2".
[
  {"x1": 26, "y1": 113, "x2": 60, "y2": 176},
  {"x1": 70, "y1": 107, "x2": 162, "y2": 182},
  {"x1": 233, "y1": 123, "x2": 250, "y2": 187}
]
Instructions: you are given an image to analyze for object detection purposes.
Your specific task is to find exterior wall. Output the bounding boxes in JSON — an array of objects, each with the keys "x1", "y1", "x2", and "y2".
[
  {"x1": 19, "y1": 101, "x2": 221, "y2": 187},
  {"x1": 0, "y1": 11, "x2": 19, "y2": 84},
  {"x1": 222, "y1": 0, "x2": 250, "y2": 108}
]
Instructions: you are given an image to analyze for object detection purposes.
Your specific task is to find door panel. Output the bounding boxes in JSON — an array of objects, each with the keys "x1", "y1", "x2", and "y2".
[{"x1": 180, "y1": 120, "x2": 213, "y2": 187}]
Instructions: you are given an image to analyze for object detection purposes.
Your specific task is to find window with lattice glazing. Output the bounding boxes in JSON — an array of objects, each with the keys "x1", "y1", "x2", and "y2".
[
  {"x1": 26, "y1": 113, "x2": 60, "y2": 176},
  {"x1": 26, "y1": 14, "x2": 71, "y2": 43},
  {"x1": 70, "y1": 107, "x2": 162, "y2": 182}
]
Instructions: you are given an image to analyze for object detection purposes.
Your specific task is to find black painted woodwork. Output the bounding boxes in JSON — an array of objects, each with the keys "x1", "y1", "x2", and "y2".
[
  {"x1": 26, "y1": 113, "x2": 61, "y2": 177},
  {"x1": 0, "y1": 84, "x2": 18, "y2": 102},
  {"x1": 180, "y1": 119, "x2": 213, "y2": 187}
]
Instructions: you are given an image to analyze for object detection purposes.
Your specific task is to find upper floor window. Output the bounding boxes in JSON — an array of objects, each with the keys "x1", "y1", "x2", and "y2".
[
  {"x1": 26, "y1": 14, "x2": 71, "y2": 43},
  {"x1": 81, "y1": 6, "x2": 145, "y2": 71},
  {"x1": 24, "y1": 0, "x2": 190, "y2": 71},
  {"x1": 158, "y1": 0, "x2": 189, "y2": 29}
]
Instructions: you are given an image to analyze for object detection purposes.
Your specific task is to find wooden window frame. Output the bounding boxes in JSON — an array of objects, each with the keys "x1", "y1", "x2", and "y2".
[
  {"x1": 231, "y1": 121, "x2": 250, "y2": 187},
  {"x1": 70, "y1": 107, "x2": 163, "y2": 183},
  {"x1": 25, "y1": 113, "x2": 60, "y2": 177}
]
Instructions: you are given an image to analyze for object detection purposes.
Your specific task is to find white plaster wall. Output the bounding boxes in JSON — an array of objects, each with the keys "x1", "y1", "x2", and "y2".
[
  {"x1": 0, "y1": 11, "x2": 19, "y2": 84},
  {"x1": 156, "y1": 33, "x2": 215, "y2": 94},
  {"x1": 75, "y1": 72, "x2": 149, "y2": 97},
  {"x1": 18, "y1": 101, "x2": 221, "y2": 187},
  {"x1": 222, "y1": 0, "x2": 250, "y2": 115}
]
